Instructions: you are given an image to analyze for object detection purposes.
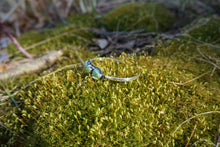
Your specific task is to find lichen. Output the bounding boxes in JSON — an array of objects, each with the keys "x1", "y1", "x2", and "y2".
[{"x1": 100, "y1": 2, "x2": 174, "y2": 32}]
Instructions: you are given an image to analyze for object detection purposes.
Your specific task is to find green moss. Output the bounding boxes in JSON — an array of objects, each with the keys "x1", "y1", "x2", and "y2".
[
  {"x1": 1, "y1": 13, "x2": 98, "y2": 145},
  {"x1": 2, "y1": 11, "x2": 219, "y2": 147},
  {"x1": 187, "y1": 17, "x2": 220, "y2": 43},
  {"x1": 153, "y1": 16, "x2": 220, "y2": 103},
  {"x1": 100, "y1": 2, "x2": 174, "y2": 32},
  {"x1": 12, "y1": 54, "x2": 218, "y2": 146},
  {"x1": 0, "y1": 47, "x2": 96, "y2": 146},
  {"x1": 66, "y1": 13, "x2": 97, "y2": 28},
  {"x1": 7, "y1": 13, "x2": 97, "y2": 56}
]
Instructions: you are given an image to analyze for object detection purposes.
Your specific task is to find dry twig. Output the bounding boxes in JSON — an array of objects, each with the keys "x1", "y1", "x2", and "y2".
[
  {"x1": 170, "y1": 71, "x2": 211, "y2": 86},
  {"x1": 0, "y1": 22, "x2": 33, "y2": 59},
  {"x1": 0, "y1": 50, "x2": 63, "y2": 81},
  {"x1": 185, "y1": 121, "x2": 198, "y2": 147},
  {"x1": 172, "y1": 111, "x2": 220, "y2": 136}
]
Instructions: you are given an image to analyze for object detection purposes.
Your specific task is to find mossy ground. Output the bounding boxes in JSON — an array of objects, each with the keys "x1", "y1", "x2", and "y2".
[
  {"x1": 187, "y1": 17, "x2": 220, "y2": 43},
  {"x1": 100, "y1": 2, "x2": 174, "y2": 32},
  {"x1": 154, "y1": 17, "x2": 220, "y2": 99},
  {"x1": 0, "y1": 13, "x2": 97, "y2": 145},
  {"x1": 14, "y1": 54, "x2": 219, "y2": 146},
  {"x1": 1, "y1": 4, "x2": 220, "y2": 147}
]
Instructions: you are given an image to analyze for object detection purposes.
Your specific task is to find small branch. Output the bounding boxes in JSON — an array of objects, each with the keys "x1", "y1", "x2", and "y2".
[
  {"x1": 196, "y1": 47, "x2": 209, "y2": 61},
  {"x1": 180, "y1": 34, "x2": 220, "y2": 50},
  {"x1": 172, "y1": 111, "x2": 220, "y2": 136},
  {"x1": 185, "y1": 121, "x2": 198, "y2": 147},
  {"x1": 73, "y1": 48, "x2": 85, "y2": 65},
  {"x1": 9, "y1": 30, "x2": 90, "y2": 58},
  {"x1": 0, "y1": 22, "x2": 33, "y2": 59},
  {"x1": 170, "y1": 71, "x2": 211, "y2": 86},
  {"x1": 182, "y1": 53, "x2": 220, "y2": 70},
  {"x1": 0, "y1": 50, "x2": 63, "y2": 81}
]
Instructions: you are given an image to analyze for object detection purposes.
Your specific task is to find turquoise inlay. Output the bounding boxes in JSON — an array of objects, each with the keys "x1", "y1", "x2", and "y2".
[
  {"x1": 92, "y1": 68, "x2": 103, "y2": 79},
  {"x1": 85, "y1": 60, "x2": 91, "y2": 74}
]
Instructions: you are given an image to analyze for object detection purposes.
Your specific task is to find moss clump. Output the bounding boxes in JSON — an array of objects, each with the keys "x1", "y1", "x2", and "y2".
[
  {"x1": 7, "y1": 13, "x2": 97, "y2": 56},
  {"x1": 187, "y1": 17, "x2": 220, "y2": 43},
  {"x1": 101, "y1": 2, "x2": 174, "y2": 32},
  {"x1": 16, "y1": 54, "x2": 219, "y2": 146},
  {"x1": 66, "y1": 13, "x2": 97, "y2": 28},
  {"x1": 1, "y1": 13, "x2": 97, "y2": 145},
  {"x1": 154, "y1": 17, "x2": 220, "y2": 78},
  {"x1": 153, "y1": 16, "x2": 220, "y2": 103}
]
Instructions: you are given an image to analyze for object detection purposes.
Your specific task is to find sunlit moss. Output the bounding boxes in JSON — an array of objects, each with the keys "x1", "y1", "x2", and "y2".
[
  {"x1": 14, "y1": 54, "x2": 219, "y2": 146},
  {"x1": 1, "y1": 13, "x2": 97, "y2": 145},
  {"x1": 100, "y1": 2, "x2": 174, "y2": 32},
  {"x1": 153, "y1": 16, "x2": 220, "y2": 102},
  {"x1": 1, "y1": 9, "x2": 219, "y2": 147}
]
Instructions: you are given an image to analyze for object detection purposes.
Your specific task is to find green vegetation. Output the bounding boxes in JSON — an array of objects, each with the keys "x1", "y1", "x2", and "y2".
[
  {"x1": 154, "y1": 16, "x2": 220, "y2": 92},
  {"x1": 7, "y1": 13, "x2": 97, "y2": 57},
  {"x1": 0, "y1": 13, "x2": 97, "y2": 145},
  {"x1": 100, "y1": 2, "x2": 174, "y2": 32},
  {"x1": 13, "y1": 54, "x2": 218, "y2": 146},
  {"x1": 1, "y1": 3, "x2": 219, "y2": 147},
  {"x1": 187, "y1": 17, "x2": 220, "y2": 43}
]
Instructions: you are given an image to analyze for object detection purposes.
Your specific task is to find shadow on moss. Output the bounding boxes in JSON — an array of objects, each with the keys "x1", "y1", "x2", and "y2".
[{"x1": 100, "y1": 2, "x2": 174, "y2": 32}]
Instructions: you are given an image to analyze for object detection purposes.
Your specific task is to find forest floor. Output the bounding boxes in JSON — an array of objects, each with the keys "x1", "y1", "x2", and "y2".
[{"x1": 0, "y1": 0, "x2": 219, "y2": 146}]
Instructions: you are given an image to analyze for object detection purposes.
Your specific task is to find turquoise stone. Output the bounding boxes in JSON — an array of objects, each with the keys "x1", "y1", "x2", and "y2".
[{"x1": 92, "y1": 69, "x2": 103, "y2": 79}]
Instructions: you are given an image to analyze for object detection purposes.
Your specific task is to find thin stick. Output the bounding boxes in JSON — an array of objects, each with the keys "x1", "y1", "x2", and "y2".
[
  {"x1": 172, "y1": 111, "x2": 220, "y2": 136},
  {"x1": 0, "y1": 22, "x2": 33, "y2": 59},
  {"x1": 10, "y1": 30, "x2": 90, "y2": 58},
  {"x1": 196, "y1": 47, "x2": 209, "y2": 61},
  {"x1": 9, "y1": 32, "x2": 69, "y2": 58},
  {"x1": 170, "y1": 71, "x2": 211, "y2": 85},
  {"x1": 73, "y1": 48, "x2": 85, "y2": 65},
  {"x1": 182, "y1": 53, "x2": 220, "y2": 70},
  {"x1": 180, "y1": 34, "x2": 220, "y2": 50},
  {"x1": 185, "y1": 121, "x2": 198, "y2": 147}
]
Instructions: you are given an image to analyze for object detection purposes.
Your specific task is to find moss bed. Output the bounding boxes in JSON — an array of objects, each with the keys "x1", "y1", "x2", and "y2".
[
  {"x1": 100, "y1": 2, "x2": 174, "y2": 32},
  {"x1": 13, "y1": 53, "x2": 218, "y2": 146},
  {"x1": 0, "y1": 3, "x2": 220, "y2": 147}
]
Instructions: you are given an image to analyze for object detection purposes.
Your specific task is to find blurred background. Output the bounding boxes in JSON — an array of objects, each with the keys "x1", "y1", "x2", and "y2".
[{"x1": 0, "y1": 0, "x2": 219, "y2": 33}]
